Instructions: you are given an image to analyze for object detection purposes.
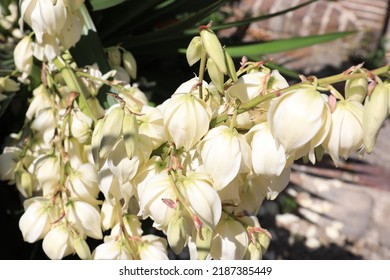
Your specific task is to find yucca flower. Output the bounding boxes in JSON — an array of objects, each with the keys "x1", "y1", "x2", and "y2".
[
  {"x1": 323, "y1": 100, "x2": 364, "y2": 166},
  {"x1": 198, "y1": 125, "x2": 251, "y2": 190}
]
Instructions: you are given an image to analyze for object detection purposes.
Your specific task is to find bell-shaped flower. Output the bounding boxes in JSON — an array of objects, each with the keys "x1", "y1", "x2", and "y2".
[
  {"x1": 138, "y1": 173, "x2": 176, "y2": 231},
  {"x1": 238, "y1": 180, "x2": 266, "y2": 215},
  {"x1": 64, "y1": 137, "x2": 87, "y2": 169},
  {"x1": 14, "y1": 36, "x2": 33, "y2": 76},
  {"x1": 323, "y1": 100, "x2": 364, "y2": 166},
  {"x1": 0, "y1": 146, "x2": 21, "y2": 183},
  {"x1": 363, "y1": 83, "x2": 389, "y2": 153},
  {"x1": 139, "y1": 235, "x2": 169, "y2": 260},
  {"x1": 162, "y1": 93, "x2": 212, "y2": 150},
  {"x1": 138, "y1": 105, "x2": 165, "y2": 149},
  {"x1": 34, "y1": 154, "x2": 61, "y2": 196},
  {"x1": 210, "y1": 213, "x2": 249, "y2": 260},
  {"x1": 67, "y1": 163, "x2": 100, "y2": 204},
  {"x1": 67, "y1": 200, "x2": 102, "y2": 240},
  {"x1": 227, "y1": 70, "x2": 288, "y2": 103},
  {"x1": 188, "y1": 226, "x2": 213, "y2": 260},
  {"x1": 251, "y1": 166, "x2": 291, "y2": 200},
  {"x1": 19, "y1": 197, "x2": 55, "y2": 243},
  {"x1": 57, "y1": 10, "x2": 83, "y2": 50},
  {"x1": 93, "y1": 237, "x2": 133, "y2": 260},
  {"x1": 98, "y1": 161, "x2": 135, "y2": 210},
  {"x1": 198, "y1": 125, "x2": 251, "y2": 190},
  {"x1": 167, "y1": 214, "x2": 191, "y2": 255},
  {"x1": 20, "y1": 0, "x2": 67, "y2": 43},
  {"x1": 178, "y1": 172, "x2": 221, "y2": 230},
  {"x1": 345, "y1": 73, "x2": 367, "y2": 103},
  {"x1": 42, "y1": 223, "x2": 74, "y2": 259},
  {"x1": 100, "y1": 199, "x2": 118, "y2": 231},
  {"x1": 268, "y1": 86, "x2": 331, "y2": 155},
  {"x1": 70, "y1": 110, "x2": 93, "y2": 144},
  {"x1": 106, "y1": 138, "x2": 140, "y2": 185},
  {"x1": 246, "y1": 122, "x2": 286, "y2": 177},
  {"x1": 25, "y1": 84, "x2": 53, "y2": 120}
]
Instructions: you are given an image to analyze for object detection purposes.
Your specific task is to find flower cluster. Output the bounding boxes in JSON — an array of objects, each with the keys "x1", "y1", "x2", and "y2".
[{"x1": 1, "y1": 3, "x2": 390, "y2": 260}]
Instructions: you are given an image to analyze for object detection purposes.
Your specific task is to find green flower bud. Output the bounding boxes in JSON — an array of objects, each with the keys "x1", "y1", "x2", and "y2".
[
  {"x1": 167, "y1": 216, "x2": 187, "y2": 255},
  {"x1": 363, "y1": 83, "x2": 389, "y2": 153},
  {"x1": 207, "y1": 57, "x2": 224, "y2": 92},
  {"x1": 224, "y1": 49, "x2": 237, "y2": 82},
  {"x1": 200, "y1": 28, "x2": 227, "y2": 74},
  {"x1": 107, "y1": 48, "x2": 122, "y2": 67},
  {"x1": 122, "y1": 112, "x2": 139, "y2": 159},
  {"x1": 186, "y1": 36, "x2": 203, "y2": 67},
  {"x1": 345, "y1": 71, "x2": 368, "y2": 103},
  {"x1": 122, "y1": 51, "x2": 137, "y2": 80},
  {"x1": 194, "y1": 226, "x2": 213, "y2": 260},
  {"x1": 99, "y1": 106, "x2": 125, "y2": 159}
]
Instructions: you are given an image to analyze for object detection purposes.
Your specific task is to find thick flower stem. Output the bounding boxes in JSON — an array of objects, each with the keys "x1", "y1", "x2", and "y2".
[
  {"x1": 53, "y1": 57, "x2": 97, "y2": 122},
  {"x1": 210, "y1": 64, "x2": 390, "y2": 127}
]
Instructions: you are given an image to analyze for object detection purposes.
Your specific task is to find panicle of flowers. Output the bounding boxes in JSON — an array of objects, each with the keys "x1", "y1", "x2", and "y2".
[{"x1": 1, "y1": 10, "x2": 390, "y2": 261}]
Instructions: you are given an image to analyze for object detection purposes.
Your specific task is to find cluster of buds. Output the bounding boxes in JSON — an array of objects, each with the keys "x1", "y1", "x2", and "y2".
[{"x1": 1, "y1": 7, "x2": 390, "y2": 260}]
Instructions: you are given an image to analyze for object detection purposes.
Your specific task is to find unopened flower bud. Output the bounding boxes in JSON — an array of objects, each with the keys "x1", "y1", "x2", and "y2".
[
  {"x1": 363, "y1": 83, "x2": 389, "y2": 153},
  {"x1": 15, "y1": 169, "x2": 35, "y2": 198},
  {"x1": 207, "y1": 57, "x2": 224, "y2": 92},
  {"x1": 167, "y1": 216, "x2": 187, "y2": 255},
  {"x1": 74, "y1": 237, "x2": 92, "y2": 260},
  {"x1": 200, "y1": 28, "x2": 227, "y2": 74},
  {"x1": 186, "y1": 36, "x2": 202, "y2": 66},
  {"x1": 122, "y1": 112, "x2": 139, "y2": 159},
  {"x1": 122, "y1": 51, "x2": 137, "y2": 79},
  {"x1": 107, "y1": 48, "x2": 121, "y2": 67},
  {"x1": 99, "y1": 106, "x2": 124, "y2": 159},
  {"x1": 0, "y1": 77, "x2": 19, "y2": 92},
  {"x1": 345, "y1": 73, "x2": 368, "y2": 103},
  {"x1": 224, "y1": 49, "x2": 238, "y2": 82}
]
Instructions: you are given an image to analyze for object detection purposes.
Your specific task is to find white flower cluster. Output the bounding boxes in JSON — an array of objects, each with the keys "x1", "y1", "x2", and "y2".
[{"x1": 1, "y1": 6, "x2": 390, "y2": 260}]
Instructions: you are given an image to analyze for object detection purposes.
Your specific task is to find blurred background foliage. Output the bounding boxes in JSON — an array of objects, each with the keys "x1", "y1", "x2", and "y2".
[{"x1": 1, "y1": 0, "x2": 387, "y2": 259}]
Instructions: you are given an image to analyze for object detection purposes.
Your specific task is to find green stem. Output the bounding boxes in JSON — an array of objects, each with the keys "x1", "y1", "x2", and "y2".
[
  {"x1": 53, "y1": 57, "x2": 97, "y2": 122},
  {"x1": 198, "y1": 49, "x2": 207, "y2": 100}
]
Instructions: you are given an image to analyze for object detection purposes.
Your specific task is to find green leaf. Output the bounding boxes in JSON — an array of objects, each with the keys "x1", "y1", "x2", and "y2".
[
  {"x1": 225, "y1": 31, "x2": 356, "y2": 57},
  {"x1": 89, "y1": 0, "x2": 128, "y2": 11},
  {"x1": 185, "y1": 0, "x2": 319, "y2": 34},
  {"x1": 115, "y1": 0, "x2": 230, "y2": 48}
]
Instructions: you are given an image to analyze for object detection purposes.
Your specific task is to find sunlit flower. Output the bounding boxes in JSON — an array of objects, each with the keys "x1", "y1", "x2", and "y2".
[
  {"x1": 268, "y1": 86, "x2": 330, "y2": 155},
  {"x1": 198, "y1": 125, "x2": 251, "y2": 190},
  {"x1": 323, "y1": 100, "x2": 364, "y2": 166},
  {"x1": 162, "y1": 93, "x2": 212, "y2": 150}
]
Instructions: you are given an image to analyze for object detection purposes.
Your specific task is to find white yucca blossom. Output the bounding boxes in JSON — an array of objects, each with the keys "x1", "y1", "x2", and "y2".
[
  {"x1": 93, "y1": 237, "x2": 133, "y2": 260},
  {"x1": 120, "y1": 85, "x2": 149, "y2": 108},
  {"x1": 138, "y1": 235, "x2": 169, "y2": 260},
  {"x1": 42, "y1": 223, "x2": 74, "y2": 260},
  {"x1": 238, "y1": 180, "x2": 266, "y2": 215},
  {"x1": 251, "y1": 166, "x2": 291, "y2": 200},
  {"x1": 137, "y1": 173, "x2": 176, "y2": 230},
  {"x1": 20, "y1": 0, "x2": 85, "y2": 61},
  {"x1": 210, "y1": 213, "x2": 248, "y2": 260},
  {"x1": 138, "y1": 105, "x2": 165, "y2": 149},
  {"x1": 0, "y1": 146, "x2": 21, "y2": 183},
  {"x1": 246, "y1": 122, "x2": 286, "y2": 177},
  {"x1": 268, "y1": 86, "x2": 331, "y2": 156},
  {"x1": 19, "y1": 197, "x2": 55, "y2": 243},
  {"x1": 34, "y1": 155, "x2": 61, "y2": 196},
  {"x1": 25, "y1": 84, "x2": 54, "y2": 120},
  {"x1": 162, "y1": 93, "x2": 212, "y2": 151},
  {"x1": 106, "y1": 138, "x2": 140, "y2": 185},
  {"x1": 67, "y1": 200, "x2": 102, "y2": 240},
  {"x1": 198, "y1": 125, "x2": 251, "y2": 190},
  {"x1": 30, "y1": 107, "x2": 58, "y2": 143},
  {"x1": 67, "y1": 163, "x2": 100, "y2": 204},
  {"x1": 73, "y1": 237, "x2": 92, "y2": 260},
  {"x1": 323, "y1": 100, "x2": 364, "y2": 166},
  {"x1": 227, "y1": 70, "x2": 288, "y2": 103},
  {"x1": 100, "y1": 199, "x2": 118, "y2": 231},
  {"x1": 177, "y1": 171, "x2": 221, "y2": 230},
  {"x1": 70, "y1": 109, "x2": 93, "y2": 144},
  {"x1": 98, "y1": 161, "x2": 135, "y2": 211},
  {"x1": 64, "y1": 137, "x2": 87, "y2": 169},
  {"x1": 13, "y1": 36, "x2": 33, "y2": 77}
]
